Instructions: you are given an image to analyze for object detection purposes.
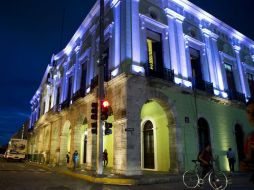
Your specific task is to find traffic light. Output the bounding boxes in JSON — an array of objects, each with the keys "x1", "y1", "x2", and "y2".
[
  {"x1": 91, "y1": 102, "x2": 98, "y2": 120},
  {"x1": 101, "y1": 100, "x2": 109, "y2": 121},
  {"x1": 91, "y1": 122, "x2": 97, "y2": 134},
  {"x1": 104, "y1": 122, "x2": 112, "y2": 135}
]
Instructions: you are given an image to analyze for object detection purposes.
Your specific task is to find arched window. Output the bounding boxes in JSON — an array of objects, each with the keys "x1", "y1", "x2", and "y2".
[
  {"x1": 198, "y1": 118, "x2": 211, "y2": 152},
  {"x1": 235, "y1": 124, "x2": 245, "y2": 161},
  {"x1": 143, "y1": 120, "x2": 154, "y2": 169}
]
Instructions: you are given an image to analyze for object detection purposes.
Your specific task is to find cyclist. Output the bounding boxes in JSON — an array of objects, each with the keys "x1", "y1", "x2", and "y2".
[{"x1": 198, "y1": 144, "x2": 213, "y2": 178}]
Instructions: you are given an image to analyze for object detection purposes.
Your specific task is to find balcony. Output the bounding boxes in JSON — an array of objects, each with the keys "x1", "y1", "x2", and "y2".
[
  {"x1": 192, "y1": 77, "x2": 214, "y2": 95},
  {"x1": 72, "y1": 88, "x2": 86, "y2": 102},
  {"x1": 146, "y1": 67, "x2": 174, "y2": 83},
  {"x1": 227, "y1": 90, "x2": 246, "y2": 103},
  {"x1": 61, "y1": 98, "x2": 70, "y2": 109},
  {"x1": 163, "y1": 68, "x2": 174, "y2": 83}
]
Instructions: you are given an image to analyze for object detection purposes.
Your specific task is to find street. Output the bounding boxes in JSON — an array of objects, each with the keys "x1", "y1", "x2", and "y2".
[{"x1": 0, "y1": 158, "x2": 253, "y2": 190}]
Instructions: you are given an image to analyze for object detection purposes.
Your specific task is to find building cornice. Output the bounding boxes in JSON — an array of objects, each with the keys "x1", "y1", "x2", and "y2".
[
  {"x1": 164, "y1": 8, "x2": 185, "y2": 22},
  {"x1": 170, "y1": 0, "x2": 254, "y2": 47}
]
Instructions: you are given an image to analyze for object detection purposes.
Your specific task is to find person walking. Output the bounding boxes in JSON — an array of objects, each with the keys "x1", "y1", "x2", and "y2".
[
  {"x1": 66, "y1": 152, "x2": 70, "y2": 164},
  {"x1": 72, "y1": 150, "x2": 79, "y2": 170},
  {"x1": 103, "y1": 149, "x2": 108, "y2": 167},
  {"x1": 226, "y1": 148, "x2": 236, "y2": 172},
  {"x1": 245, "y1": 99, "x2": 254, "y2": 183}
]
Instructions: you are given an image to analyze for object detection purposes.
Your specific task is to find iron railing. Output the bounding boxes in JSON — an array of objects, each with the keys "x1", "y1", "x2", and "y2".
[
  {"x1": 227, "y1": 90, "x2": 246, "y2": 103},
  {"x1": 192, "y1": 77, "x2": 214, "y2": 95}
]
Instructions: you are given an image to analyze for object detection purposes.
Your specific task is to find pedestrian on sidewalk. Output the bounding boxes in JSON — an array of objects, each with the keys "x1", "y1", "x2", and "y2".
[
  {"x1": 245, "y1": 99, "x2": 254, "y2": 184},
  {"x1": 103, "y1": 149, "x2": 108, "y2": 167},
  {"x1": 226, "y1": 148, "x2": 236, "y2": 172},
  {"x1": 66, "y1": 152, "x2": 70, "y2": 164},
  {"x1": 72, "y1": 150, "x2": 78, "y2": 170}
]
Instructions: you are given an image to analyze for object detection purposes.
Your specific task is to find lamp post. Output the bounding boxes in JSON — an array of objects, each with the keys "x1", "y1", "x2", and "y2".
[{"x1": 96, "y1": 0, "x2": 105, "y2": 175}]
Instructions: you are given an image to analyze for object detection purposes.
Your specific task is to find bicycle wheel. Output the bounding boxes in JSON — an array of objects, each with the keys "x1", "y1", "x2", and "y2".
[
  {"x1": 183, "y1": 170, "x2": 199, "y2": 188},
  {"x1": 208, "y1": 170, "x2": 228, "y2": 190}
]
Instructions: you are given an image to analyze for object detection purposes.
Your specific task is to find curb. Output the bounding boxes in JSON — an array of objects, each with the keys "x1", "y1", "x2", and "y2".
[
  {"x1": 27, "y1": 162, "x2": 136, "y2": 185},
  {"x1": 60, "y1": 170, "x2": 136, "y2": 185}
]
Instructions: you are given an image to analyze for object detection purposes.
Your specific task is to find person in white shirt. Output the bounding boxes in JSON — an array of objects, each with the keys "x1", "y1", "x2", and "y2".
[{"x1": 226, "y1": 148, "x2": 236, "y2": 172}]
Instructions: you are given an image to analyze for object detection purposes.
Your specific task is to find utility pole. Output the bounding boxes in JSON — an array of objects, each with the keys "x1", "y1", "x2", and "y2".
[{"x1": 96, "y1": 0, "x2": 105, "y2": 175}]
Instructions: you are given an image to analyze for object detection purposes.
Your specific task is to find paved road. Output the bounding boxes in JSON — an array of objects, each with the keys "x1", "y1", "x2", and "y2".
[{"x1": 0, "y1": 158, "x2": 253, "y2": 190}]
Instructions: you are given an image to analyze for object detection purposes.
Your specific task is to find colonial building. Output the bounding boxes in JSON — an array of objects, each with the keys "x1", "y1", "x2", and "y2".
[{"x1": 27, "y1": 0, "x2": 254, "y2": 175}]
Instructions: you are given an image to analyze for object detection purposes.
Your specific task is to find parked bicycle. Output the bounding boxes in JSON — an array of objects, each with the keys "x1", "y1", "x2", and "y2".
[{"x1": 183, "y1": 160, "x2": 228, "y2": 189}]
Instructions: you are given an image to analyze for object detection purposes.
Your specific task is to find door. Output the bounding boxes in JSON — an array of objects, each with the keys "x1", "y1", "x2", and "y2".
[{"x1": 143, "y1": 120, "x2": 155, "y2": 169}]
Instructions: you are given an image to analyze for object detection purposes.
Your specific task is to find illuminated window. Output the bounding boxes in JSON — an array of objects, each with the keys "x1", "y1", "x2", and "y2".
[
  {"x1": 146, "y1": 30, "x2": 163, "y2": 78},
  {"x1": 147, "y1": 39, "x2": 154, "y2": 71}
]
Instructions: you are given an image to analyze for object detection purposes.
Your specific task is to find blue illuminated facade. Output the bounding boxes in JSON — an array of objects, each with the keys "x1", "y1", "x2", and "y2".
[{"x1": 28, "y1": 0, "x2": 254, "y2": 175}]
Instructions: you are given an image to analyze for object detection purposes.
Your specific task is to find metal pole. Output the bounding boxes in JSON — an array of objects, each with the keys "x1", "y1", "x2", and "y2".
[{"x1": 96, "y1": 0, "x2": 105, "y2": 175}]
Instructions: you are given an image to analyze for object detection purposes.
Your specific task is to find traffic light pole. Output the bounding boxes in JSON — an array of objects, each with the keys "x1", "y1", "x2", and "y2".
[{"x1": 96, "y1": 0, "x2": 105, "y2": 175}]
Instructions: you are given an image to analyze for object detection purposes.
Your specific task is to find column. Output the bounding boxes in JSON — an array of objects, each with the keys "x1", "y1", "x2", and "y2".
[
  {"x1": 202, "y1": 28, "x2": 218, "y2": 88},
  {"x1": 61, "y1": 62, "x2": 69, "y2": 102},
  {"x1": 87, "y1": 25, "x2": 96, "y2": 87},
  {"x1": 210, "y1": 34, "x2": 226, "y2": 91},
  {"x1": 175, "y1": 16, "x2": 188, "y2": 79},
  {"x1": 165, "y1": 8, "x2": 180, "y2": 76},
  {"x1": 73, "y1": 44, "x2": 81, "y2": 93},
  {"x1": 111, "y1": 0, "x2": 121, "y2": 68},
  {"x1": 131, "y1": 0, "x2": 141, "y2": 66},
  {"x1": 120, "y1": 0, "x2": 132, "y2": 73},
  {"x1": 233, "y1": 45, "x2": 247, "y2": 95}
]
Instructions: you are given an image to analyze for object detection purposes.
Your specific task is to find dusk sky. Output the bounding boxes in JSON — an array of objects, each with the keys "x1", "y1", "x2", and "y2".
[{"x1": 0, "y1": 0, "x2": 254, "y2": 145}]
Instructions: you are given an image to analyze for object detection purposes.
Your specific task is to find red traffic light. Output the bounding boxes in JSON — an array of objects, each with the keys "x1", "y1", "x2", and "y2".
[
  {"x1": 102, "y1": 100, "x2": 109, "y2": 108},
  {"x1": 101, "y1": 100, "x2": 110, "y2": 121}
]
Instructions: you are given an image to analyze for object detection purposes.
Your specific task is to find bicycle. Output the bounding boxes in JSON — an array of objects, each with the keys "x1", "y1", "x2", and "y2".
[{"x1": 183, "y1": 160, "x2": 228, "y2": 189}]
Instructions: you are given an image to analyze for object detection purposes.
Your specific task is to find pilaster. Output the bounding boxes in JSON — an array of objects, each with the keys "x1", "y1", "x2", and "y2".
[
  {"x1": 165, "y1": 8, "x2": 186, "y2": 78},
  {"x1": 131, "y1": 0, "x2": 141, "y2": 66},
  {"x1": 73, "y1": 42, "x2": 81, "y2": 93},
  {"x1": 85, "y1": 122, "x2": 97, "y2": 171},
  {"x1": 111, "y1": 0, "x2": 121, "y2": 72},
  {"x1": 233, "y1": 45, "x2": 247, "y2": 96},
  {"x1": 201, "y1": 28, "x2": 219, "y2": 88},
  {"x1": 61, "y1": 62, "x2": 69, "y2": 102}
]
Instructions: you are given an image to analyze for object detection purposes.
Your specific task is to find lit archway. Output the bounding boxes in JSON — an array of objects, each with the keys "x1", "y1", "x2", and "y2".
[
  {"x1": 59, "y1": 120, "x2": 71, "y2": 165},
  {"x1": 141, "y1": 100, "x2": 171, "y2": 171}
]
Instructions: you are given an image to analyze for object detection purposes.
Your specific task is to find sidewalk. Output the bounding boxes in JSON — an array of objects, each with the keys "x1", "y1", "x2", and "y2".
[{"x1": 26, "y1": 162, "x2": 181, "y2": 185}]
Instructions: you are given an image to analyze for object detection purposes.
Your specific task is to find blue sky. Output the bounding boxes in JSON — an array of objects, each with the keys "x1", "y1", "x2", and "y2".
[{"x1": 0, "y1": 0, "x2": 253, "y2": 145}]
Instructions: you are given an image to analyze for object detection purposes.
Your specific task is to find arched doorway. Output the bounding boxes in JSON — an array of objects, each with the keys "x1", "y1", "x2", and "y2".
[
  {"x1": 197, "y1": 118, "x2": 211, "y2": 152},
  {"x1": 59, "y1": 120, "x2": 71, "y2": 165},
  {"x1": 141, "y1": 100, "x2": 172, "y2": 171},
  {"x1": 83, "y1": 134, "x2": 87, "y2": 163},
  {"x1": 80, "y1": 124, "x2": 88, "y2": 165},
  {"x1": 143, "y1": 120, "x2": 154, "y2": 169},
  {"x1": 235, "y1": 124, "x2": 245, "y2": 162}
]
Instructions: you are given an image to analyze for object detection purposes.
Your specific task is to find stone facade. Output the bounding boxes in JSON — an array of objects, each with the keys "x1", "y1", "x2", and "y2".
[{"x1": 27, "y1": 0, "x2": 254, "y2": 175}]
